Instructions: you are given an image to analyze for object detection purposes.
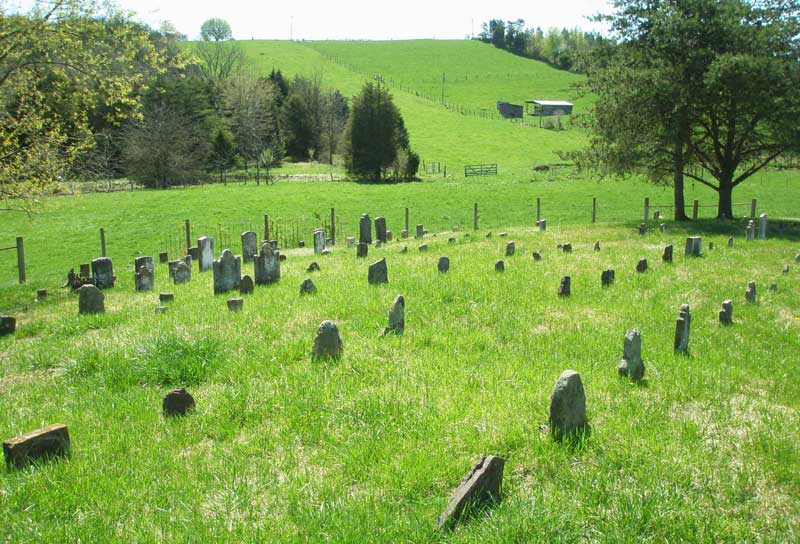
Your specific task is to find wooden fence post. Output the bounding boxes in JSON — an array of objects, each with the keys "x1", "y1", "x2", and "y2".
[
  {"x1": 264, "y1": 214, "x2": 270, "y2": 242},
  {"x1": 16, "y1": 237, "x2": 25, "y2": 284},
  {"x1": 692, "y1": 200, "x2": 699, "y2": 221},
  {"x1": 405, "y1": 207, "x2": 409, "y2": 234},
  {"x1": 643, "y1": 198, "x2": 650, "y2": 222},
  {"x1": 185, "y1": 219, "x2": 191, "y2": 251},
  {"x1": 330, "y1": 207, "x2": 336, "y2": 245},
  {"x1": 592, "y1": 197, "x2": 597, "y2": 224},
  {"x1": 536, "y1": 197, "x2": 541, "y2": 222},
  {"x1": 100, "y1": 228, "x2": 106, "y2": 257},
  {"x1": 750, "y1": 199, "x2": 757, "y2": 219},
  {"x1": 473, "y1": 203, "x2": 478, "y2": 230}
]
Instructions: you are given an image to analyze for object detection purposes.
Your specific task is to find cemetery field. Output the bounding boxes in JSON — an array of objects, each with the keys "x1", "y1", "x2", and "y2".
[{"x1": 1, "y1": 219, "x2": 799, "y2": 541}]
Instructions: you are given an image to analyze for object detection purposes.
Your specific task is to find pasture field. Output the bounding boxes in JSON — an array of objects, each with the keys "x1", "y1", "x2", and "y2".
[{"x1": 1, "y1": 221, "x2": 798, "y2": 542}]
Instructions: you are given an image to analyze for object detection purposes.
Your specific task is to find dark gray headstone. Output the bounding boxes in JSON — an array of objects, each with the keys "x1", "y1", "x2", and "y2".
[
  {"x1": 188, "y1": 247, "x2": 200, "y2": 261},
  {"x1": 359, "y1": 214, "x2": 372, "y2": 244},
  {"x1": 638, "y1": 223, "x2": 647, "y2": 236},
  {"x1": 159, "y1": 293, "x2": 174, "y2": 303},
  {"x1": 562, "y1": 243, "x2": 572, "y2": 253},
  {"x1": 618, "y1": 328, "x2": 644, "y2": 381},
  {"x1": 719, "y1": 300, "x2": 733, "y2": 325},
  {"x1": 495, "y1": 260, "x2": 505, "y2": 272},
  {"x1": 159, "y1": 252, "x2": 169, "y2": 264},
  {"x1": 549, "y1": 370, "x2": 587, "y2": 441},
  {"x1": 729, "y1": 237, "x2": 735, "y2": 248},
  {"x1": 239, "y1": 275, "x2": 254, "y2": 295},
  {"x1": 383, "y1": 294, "x2": 405, "y2": 335},
  {"x1": 745, "y1": 281, "x2": 756, "y2": 303},
  {"x1": 636, "y1": 258, "x2": 648, "y2": 273},
  {"x1": 532, "y1": 251, "x2": 542, "y2": 261},
  {"x1": 212, "y1": 249, "x2": 242, "y2": 294},
  {"x1": 415, "y1": 224, "x2": 424, "y2": 239},
  {"x1": 162, "y1": 388, "x2": 195, "y2": 417},
  {"x1": 601, "y1": 268, "x2": 615, "y2": 287},
  {"x1": 3, "y1": 423, "x2": 70, "y2": 469},
  {"x1": 401, "y1": 229, "x2": 409, "y2": 239},
  {"x1": 306, "y1": 261, "x2": 320, "y2": 272},
  {"x1": 437, "y1": 256, "x2": 450, "y2": 273},
  {"x1": 241, "y1": 231, "x2": 258, "y2": 263},
  {"x1": 662, "y1": 245, "x2": 673, "y2": 263},
  {"x1": 368, "y1": 258, "x2": 388, "y2": 284},
  {"x1": 135, "y1": 256, "x2": 155, "y2": 275},
  {"x1": 168, "y1": 260, "x2": 180, "y2": 279},
  {"x1": 375, "y1": 216, "x2": 387, "y2": 243},
  {"x1": 312, "y1": 320, "x2": 342, "y2": 361},
  {"x1": 254, "y1": 242, "x2": 280, "y2": 285},
  {"x1": 684, "y1": 237, "x2": 702, "y2": 257},
  {"x1": 78, "y1": 284, "x2": 105, "y2": 314},
  {"x1": 357, "y1": 242, "x2": 369, "y2": 258},
  {"x1": 227, "y1": 298, "x2": 243, "y2": 312},
  {"x1": 313, "y1": 228, "x2": 326, "y2": 255},
  {"x1": 436, "y1": 456, "x2": 505, "y2": 531},
  {"x1": 537, "y1": 219, "x2": 547, "y2": 232},
  {"x1": 594, "y1": 241, "x2": 600, "y2": 251},
  {"x1": 36, "y1": 289, "x2": 47, "y2": 301},
  {"x1": 0, "y1": 316, "x2": 16, "y2": 337},
  {"x1": 558, "y1": 276, "x2": 571, "y2": 297},
  {"x1": 91, "y1": 257, "x2": 115, "y2": 289},
  {"x1": 135, "y1": 265, "x2": 154, "y2": 292},
  {"x1": 197, "y1": 236, "x2": 215, "y2": 272},
  {"x1": 298, "y1": 240, "x2": 306, "y2": 248},
  {"x1": 505, "y1": 241, "x2": 515, "y2": 257},
  {"x1": 174, "y1": 261, "x2": 191, "y2": 284},
  {"x1": 300, "y1": 278, "x2": 317, "y2": 295},
  {"x1": 674, "y1": 304, "x2": 691, "y2": 353}
]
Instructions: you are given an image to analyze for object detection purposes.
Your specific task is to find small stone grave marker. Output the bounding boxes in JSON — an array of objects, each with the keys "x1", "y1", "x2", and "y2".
[
  {"x1": 594, "y1": 241, "x2": 600, "y2": 251},
  {"x1": 135, "y1": 265, "x2": 154, "y2": 292},
  {"x1": 312, "y1": 320, "x2": 342, "y2": 361},
  {"x1": 300, "y1": 278, "x2": 317, "y2": 295},
  {"x1": 758, "y1": 213, "x2": 768, "y2": 239},
  {"x1": 437, "y1": 256, "x2": 450, "y2": 273},
  {"x1": 3, "y1": 423, "x2": 70, "y2": 469},
  {"x1": 78, "y1": 284, "x2": 105, "y2": 314},
  {"x1": 307, "y1": 261, "x2": 320, "y2": 272},
  {"x1": 532, "y1": 251, "x2": 542, "y2": 261},
  {"x1": 227, "y1": 298, "x2": 243, "y2": 312},
  {"x1": 174, "y1": 261, "x2": 191, "y2": 284},
  {"x1": 357, "y1": 242, "x2": 369, "y2": 258},
  {"x1": 359, "y1": 214, "x2": 372, "y2": 244},
  {"x1": 313, "y1": 228, "x2": 326, "y2": 255},
  {"x1": 416, "y1": 224, "x2": 424, "y2": 239},
  {"x1": 558, "y1": 276, "x2": 571, "y2": 297},
  {"x1": 162, "y1": 388, "x2": 195, "y2": 417},
  {"x1": 418, "y1": 244, "x2": 429, "y2": 252},
  {"x1": 561, "y1": 243, "x2": 572, "y2": 253},
  {"x1": 0, "y1": 316, "x2": 16, "y2": 336},
  {"x1": 636, "y1": 258, "x2": 648, "y2": 273},
  {"x1": 375, "y1": 216, "x2": 387, "y2": 243},
  {"x1": 684, "y1": 237, "x2": 702, "y2": 257},
  {"x1": 436, "y1": 456, "x2": 505, "y2": 531},
  {"x1": 745, "y1": 281, "x2": 756, "y2": 303},
  {"x1": 601, "y1": 268, "x2": 615, "y2": 287},
  {"x1": 159, "y1": 293, "x2": 174, "y2": 303},
  {"x1": 135, "y1": 256, "x2": 155, "y2": 275},
  {"x1": 728, "y1": 237, "x2": 734, "y2": 248},
  {"x1": 399, "y1": 246, "x2": 408, "y2": 254},
  {"x1": 36, "y1": 289, "x2": 47, "y2": 301},
  {"x1": 618, "y1": 328, "x2": 644, "y2": 381},
  {"x1": 662, "y1": 245, "x2": 674, "y2": 263},
  {"x1": 638, "y1": 223, "x2": 647, "y2": 236},
  {"x1": 91, "y1": 257, "x2": 115, "y2": 289},
  {"x1": 769, "y1": 282, "x2": 778, "y2": 292},
  {"x1": 368, "y1": 258, "x2": 389, "y2": 284},
  {"x1": 505, "y1": 241, "x2": 515, "y2": 256},
  {"x1": 239, "y1": 275, "x2": 254, "y2": 294},
  {"x1": 549, "y1": 370, "x2": 587, "y2": 441},
  {"x1": 346, "y1": 237, "x2": 355, "y2": 248},
  {"x1": 495, "y1": 260, "x2": 505, "y2": 272},
  {"x1": 719, "y1": 300, "x2": 733, "y2": 325},
  {"x1": 159, "y1": 252, "x2": 168, "y2": 264},
  {"x1": 383, "y1": 294, "x2": 404, "y2": 335},
  {"x1": 537, "y1": 219, "x2": 547, "y2": 232},
  {"x1": 674, "y1": 304, "x2": 691, "y2": 353}
]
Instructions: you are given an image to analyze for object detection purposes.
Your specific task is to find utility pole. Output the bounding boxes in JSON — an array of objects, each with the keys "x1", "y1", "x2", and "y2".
[
  {"x1": 441, "y1": 72, "x2": 445, "y2": 105},
  {"x1": 290, "y1": 16, "x2": 293, "y2": 41}
]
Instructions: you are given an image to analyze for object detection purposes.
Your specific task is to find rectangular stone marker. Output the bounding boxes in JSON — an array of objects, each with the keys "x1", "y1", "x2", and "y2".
[
  {"x1": 134, "y1": 256, "x2": 154, "y2": 275},
  {"x1": 558, "y1": 276, "x2": 571, "y2": 297},
  {"x1": 188, "y1": 247, "x2": 200, "y2": 261},
  {"x1": 662, "y1": 245, "x2": 673, "y2": 263},
  {"x1": 227, "y1": 298, "x2": 244, "y2": 312},
  {"x1": 368, "y1": 257, "x2": 388, "y2": 284},
  {"x1": 746, "y1": 220, "x2": 756, "y2": 241},
  {"x1": 728, "y1": 237, "x2": 734, "y2": 248},
  {"x1": 241, "y1": 231, "x2": 257, "y2": 263},
  {"x1": 159, "y1": 293, "x2": 174, "y2": 303},
  {"x1": 674, "y1": 304, "x2": 691, "y2": 353},
  {"x1": 91, "y1": 257, "x2": 115, "y2": 289},
  {"x1": 537, "y1": 219, "x2": 547, "y2": 232},
  {"x1": 758, "y1": 213, "x2": 768, "y2": 240},
  {"x1": 255, "y1": 241, "x2": 280, "y2": 285},
  {"x1": 437, "y1": 456, "x2": 505, "y2": 531},
  {"x1": 357, "y1": 242, "x2": 368, "y2": 258},
  {"x1": 359, "y1": 213, "x2": 372, "y2": 244},
  {"x1": 168, "y1": 259, "x2": 180, "y2": 279},
  {"x1": 135, "y1": 265, "x2": 154, "y2": 292},
  {"x1": 684, "y1": 237, "x2": 702, "y2": 257},
  {"x1": 174, "y1": 261, "x2": 191, "y2": 284},
  {"x1": 158, "y1": 252, "x2": 168, "y2": 264},
  {"x1": 3, "y1": 423, "x2": 70, "y2": 469},
  {"x1": 346, "y1": 236, "x2": 355, "y2": 248},
  {"x1": 415, "y1": 224, "x2": 424, "y2": 239},
  {"x1": 745, "y1": 281, "x2": 756, "y2": 303},
  {"x1": 375, "y1": 216, "x2": 387, "y2": 243},
  {"x1": 386, "y1": 231, "x2": 393, "y2": 241},
  {"x1": 601, "y1": 268, "x2": 615, "y2": 287},
  {"x1": 719, "y1": 300, "x2": 733, "y2": 325},
  {"x1": 638, "y1": 223, "x2": 647, "y2": 236},
  {"x1": 79, "y1": 263, "x2": 91, "y2": 278},
  {"x1": 313, "y1": 228, "x2": 326, "y2": 255},
  {"x1": 198, "y1": 236, "x2": 215, "y2": 272},
  {"x1": 401, "y1": 229, "x2": 409, "y2": 239}
]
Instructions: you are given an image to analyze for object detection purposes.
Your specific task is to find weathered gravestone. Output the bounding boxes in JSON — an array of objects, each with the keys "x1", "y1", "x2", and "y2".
[
  {"x1": 314, "y1": 228, "x2": 326, "y2": 255},
  {"x1": 188, "y1": 247, "x2": 200, "y2": 261},
  {"x1": 357, "y1": 242, "x2": 369, "y2": 258},
  {"x1": 561, "y1": 243, "x2": 572, "y2": 253},
  {"x1": 135, "y1": 265, "x2": 154, "y2": 292},
  {"x1": 532, "y1": 251, "x2": 542, "y2": 261},
  {"x1": 227, "y1": 298, "x2": 243, "y2": 312},
  {"x1": 418, "y1": 244, "x2": 429, "y2": 252},
  {"x1": 495, "y1": 260, "x2": 505, "y2": 272},
  {"x1": 239, "y1": 275, "x2": 254, "y2": 295},
  {"x1": 684, "y1": 237, "x2": 702, "y2": 257},
  {"x1": 728, "y1": 237, "x2": 735, "y2": 248},
  {"x1": 159, "y1": 293, "x2": 174, "y2": 303},
  {"x1": 758, "y1": 213, "x2": 768, "y2": 240},
  {"x1": 168, "y1": 260, "x2": 180, "y2": 279},
  {"x1": 298, "y1": 240, "x2": 306, "y2": 248},
  {"x1": 549, "y1": 370, "x2": 587, "y2": 441},
  {"x1": 78, "y1": 284, "x2": 105, "y2": 314},
  {"x1": 746, "y1": 220, "x2": 756, "y2": 241},
  {"x1": 36, "y1": 289, "x2": 47, "y2": 301},
  {"x1": 618, "y1": 328, "x2": 645, "y2": 381},
  {"x1": 719, "y1": 300, "x2": 733, "y2": 325},
  {"x1": 359, "y1": 214, "x2": 372, "y2": 244},
  {"x1": 0, "y1": 316, "x2": 16, "y2": 337},
  {"x1": 368, "y1": 258, "x2": 389, "y2": 284},
  {"x1": 505, "y1": 241, "x2": 515, "y2": 257},
  {"x1": 601, "y1": 268, "x2": 615, "y2": 287},
  {"x1": 346, "y1": 237, "x2": 355, "y2": 248},
  {"x1": 159, "y1": 252, "x2": 169, "y2": 264},
  {"x1": 436, "y1": 456, "x2": 505, "y2": 531},
  {"x1": 769, "y1": 282, "x2": 778, "y2": 292},
  {"x1": 198, "y1": 236, "x2": 215, "y2": 272},
  {"x1": 638, "y1": 223, "x2": 647, "y2": 236},
  {"x1": 636, "y1": 258, "x2": 648, "y2": 273},
  {"x1": 659, "y1": 223, "x2": 668, "y2": 233},
  {"x1": 254, "y1": 242, "x2": 280, "y2": 285},
  {"x1": 307, "y1": 261, "x2": 320, "y2": 272},
  {"x1": 300, "y1": 278, "x2": 317, "y2": 295},
  {"x1": 558, "y1": 276, "x2": 571, "y2": 297},
  {"x1": 135, "y1": 256, "x2": 155, "y2": 275},
  {"x1": 594, "y1": 241, "x2": 601, "y2": 252},
  {"x1": 783, "y1": 264, "x2": 790, "y2": 275},
  {"x1": 155, "y1": 306, "x2": 168, "y2": 314},
  {"x1": 91, "y1": 257, "x2": 115, "y2": 289},
  {"x1": 399, "y1": 246, "x2": 408, "y2": 254},
  {"x1": 312, "y1": 320, "x2": 342, "y2": 361},
  {"x1": 416, "y1": 224, "x2": 424, "y2": 239},
  {"x1": 674, "y1": 304, "x2": 691, "y2": 353},
  {"x1": 79, "y1": 263, "x2": 91, "y2": 279},
  {"x1": 174, "y1": 261, "x2": 191, "y2": 284},
  {"x1": 383, "y1": 294, "x2": 405, "y2": 335},
  {"x1": 375, "y1": 216, "x2": 387, "y2": 243},
  {"x1": 537, "y1": 219, "x2": 547, "y2": 232},
  {"x1": 162, "y1": 388, "x2": 195, "y2": 417},
  {"x1": 386, "y1": 231, "x2": 393, "y2": 241},
  {"x1": 437, "y1": 256, "x2": 450, "y2": 273},
  {"x1": 212, "y1": 249, "x2": 241, "y2": 294},
  {"x1": 662, "y1": 245, "x2": 674, "y2": 263},
  {"x1": 3, "y1": 423, "x2": 70, "y2": 469},
  {"x1": 401, "y1": 229, "x2": 409, "y2": 239},
  {"x1": 745, "y1": 281, "x2": 757, "y2": 303},
  {"x1": 241, "y1": 231, "x2": 258, "y2": 263}
]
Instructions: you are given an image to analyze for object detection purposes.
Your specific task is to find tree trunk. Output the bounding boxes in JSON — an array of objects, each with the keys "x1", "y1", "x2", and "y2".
[
  {"x1": 673, "y1": 112, "x2": 689, "y2": 221},
  {"x1": 717, "y1": 175, "x2": 734, "y2": 219}
]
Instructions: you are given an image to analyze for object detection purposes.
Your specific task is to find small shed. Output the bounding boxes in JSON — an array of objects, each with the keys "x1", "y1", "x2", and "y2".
[{"x1": 525, "y1": 100, "x2": 574, "y2": 117}]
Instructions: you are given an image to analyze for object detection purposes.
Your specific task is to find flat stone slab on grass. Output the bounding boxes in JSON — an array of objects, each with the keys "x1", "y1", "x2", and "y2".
[
  {"x1": 3, "y1": 423, "x2": 70, "y2": 469},
  {"x1": 437, "y1": 455, "x2": 505, "y2": 531}
]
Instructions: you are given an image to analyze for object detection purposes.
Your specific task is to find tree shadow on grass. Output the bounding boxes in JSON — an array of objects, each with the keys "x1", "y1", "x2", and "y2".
[{"x1": 622, "y1": 217, "x2": 800, "y2": 241}]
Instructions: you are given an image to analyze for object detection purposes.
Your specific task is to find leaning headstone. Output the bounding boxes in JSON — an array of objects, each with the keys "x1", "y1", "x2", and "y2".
[
  {"x1": 601, "y1": 268, "x2": 615, "y2": 287},
  {"x1": 437, "y1": 256, "x2": 450, "y2": 273},
  {"x1": 212, "y1": 249, "x2": 241, "y2": 294},
  {"x1": 241, "y1": 231, "x2": 258, "y2": 263},
  {"x1": 662, "y1": 245, "x2": 674, "y2": 263},
  {"x1": 173, "y1": 261, "x2": 191, "y2": 284},
  {"x1": 346, "y1": 237, "x2": 355, "y2": 248},
  {"x1": 558, "y1": 276, "x2": 571, "y2": 297},
  {"x1": 254, "y1": 242, "x2": 280, "y2": 285},
  {"x1": 415, "y1": 224, "x2": 424, "y2": 239},
  {"x1": 135, "y1": 265, "x2": 154, "y2": 292},
  {"x1": 198, "y1": 236, "x2": 215, "y2": 272},
  {"x1": 495, "y1": 260, "x2": 505, "y2": 272},
  {"x1": 728, "y1": 237, "x2": 734, "y2": 248},
  {"x1": 313, "y1": 228, "x2": 326, "y2": 255},
  {"x1": 159, "y1": 293, "x2": 174, "y2": 303},
  {"x1": 368, "y1": 258, "x2": 388, "y2": 284},
  {"x1": 78, "y1": 284, "x2": 105, "y2": 314},
  {"x1": 436, "y1": 456, "x2": 505, "y2": 531},
  {"x1": 549, "y1": 370, "x2": 587, "y2": 441},
  {"x1": 636, "y1": 258, "x2": 648, "y2": 273},
  {"x1": 758, "y1": 213, "x2": 768, "y2": 240},
  {"x1": 227, "y1": 298, "x2": 243, "y2": 312},
  {"x1": 0, "y1": 316, "x2": 16, "y2": 337},
  {"x1": 162, "y1": 388, "x2": 195, "y2": 417},
  {"x1": 745, "y1": 281, "x2": 756, "y2": 303},
  {"x1": 383, "y1": 294, "x2": 405, "y2": 335},
  {"x1": 359, "y1": 214, "x2": 372, "y2": 244},
  {"x1": 638, "y1": 223, "x2": 647, "y2": 236},
  {"x1": 357, "y1": 242, "x2": 369, "y2": 258},
  {"x1": 159, "y1": 252, "x2": 169, "y2": 264},
  {"x1": 239, "y1": 275, "x2": 254, "y2": 295},
  {"x1": 135, "y1": 256, "x2": 155, "y2": 275},
  {"x1": 618, "y1": 328, "x2": 644, "y2": 381},
  {"x1": 593, "y1": 241, "x2": 600, "y2": 252},
  {"x1": 3, "y1": 423, "x2": 70, "y2": 469},
  {"x1": 307, "y1": 261, "x2": 320, "y2": 272},
  {"x1": 91, "y1": 257, "x2": 115, "y2": 289},
  {"x1": 312, "y1": 320, "x2": 342, "y2": 361},
  {"x1": 418, "y1": 244, "x2": 429, "y2": 252},
  {"x1": 719, "y1": 300, "x2": 733, "y2": 325},
  {"x1": 300, "y1": 278, "x2": 317, "y2": 295},
  {"x1": 532, "y1": 251, "x2": 542, "y2": 261},
  {"x1": 674, "y1": 304, "x2": 691, "y2": 353},
  {"x1": 684, "y1": 237, "x2": 702, "y2": 257},
  {"x1": 375, "y1": 216, "x2": 388, "y2": 243},
  {"x1": 505, "y1": 241, "x2": 515, "y2": 257}
]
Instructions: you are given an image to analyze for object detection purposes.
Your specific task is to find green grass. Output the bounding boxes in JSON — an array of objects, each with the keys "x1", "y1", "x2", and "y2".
[{"x1": 1, "y1": 224, "x2": 798, "y2": 541}]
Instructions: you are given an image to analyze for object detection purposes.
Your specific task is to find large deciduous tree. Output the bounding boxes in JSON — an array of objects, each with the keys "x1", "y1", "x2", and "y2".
[
  {"x1": 200, "y1": 18, "x2": 232, "y2": 42},
  {"x1": 578, "y1": 0, "x2": 800, "y2": 220}
]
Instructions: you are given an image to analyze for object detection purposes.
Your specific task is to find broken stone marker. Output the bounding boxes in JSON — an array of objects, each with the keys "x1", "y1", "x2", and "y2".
[
  {"x1": 684, "y1": 237, "x2": 702, "y2": 257},
  {"x1": 91, "y1": 257, "x2": 115, "y2": 289},
  {"x1": 359, "y1": 214, "x2": 372, "y2": 244},
  {"x1": 719, "y1": 300, "x2": 733, "y2": 325},
  {"x1": 0, "y1": 316, "x2": 16, "y2": 337},
  {"x1": 368, "y1": 258, "x2": 389, "y2": 284},
  {"x1": 212, "y1": 249, "x2": 242, "y2": 294},
  {"x1": 505, "y1": 241, "x2": 515, "y2": 257},
  {"x1": 78, "y1": 284, "x2": 105, "y2": 314},
  {"x1": 532, "y1": 251, "x2": 542, "y2": 261},
  {"x1": 437, "y1": 256, "x2": 450, "y2": 273},
  {"x1": 636, "y1": 258, "x2": 648, "y2": 273},
  {"x1": 495, "y1": 260, "x2": 505, "y2": 272},
  {"x1": 135, "y1": 265, "x2": 154, "y2": 292},
  {"x1": 374, "y1": 240, "x2": 382, "y2": 249},
  {"x1": 326, "y1": 238, "x2": 334, "y2": 247},
  {"x1": 383, "y1": 294, "x2": 405, "y2": 335},
  {"x1": 197, "y1": 236, "x2": 215, "y2": 272},
  {"x1": 549, "y1": 370, "x2": 587, "y2": 441},
  {"x1": 558, "y1": 276, "x2": 571, "y2": 297},
  {"x1": 436, "y1": 456, "x2": 505, "y2": 531},
  {"x1": 448, "y1": 237, "x2": 456, "y2": 243},
  {"x1": 227, "y1": 298, "x2": 243, "y2": 312},
  {"x1": 594, "y1": 241, "x2": 600, "y2": 251},
  {"x1": 745, "y1": 281, "x2": 756, "y2": 303},
  {"x1": 307, "y1": 261, "x2": 320, "y2": 272},
  {"x1": 662, "y1": 245, "x2": 674, "y2": 263},
  {"x1": 159, "y1": 293, "x2": 174, "y2": 303},
  {"x1": 418, "y1": 244, "x2": 429, "y2": 252},
  {"x1": 254, "y1": 241, "x2": 280, "y2": 285},
  {"x1": 36, "y1": 289, "x2": 47, "y2": 301},
  {"x1": 357, "y1": 242, "x2": 369, "y2": 258},
  {"x1": 239, "y1": 275, "x2": 254, "y2": 295},
  {"x1": 601, "y1": 268, "x2": 615, "y2": 287},
  {"x1": 618, "y1": 328, "x2": 644, "y2": 381},
  {"x1": 375, "y1": 216, "x2": 387, "y2": 243},
  {"x1": 241, "y1": 231, "x2": 258, "y2": 263},
  {"x1": 173, "y1": 261, "x2": 191, "y2": 284},
  {"x1": 312, "y1": 320, "x2": 342, "y2": 361},
  {"x1": 3, "y1": 423, "x2": 70, "y2": 469},
  {"x1": 188, "y1": 247, "x2": 199, "y2": 261},
  {"x1": 313, "y1": 228, "x2": 326, "y2": 255},
  {"x1": 300, "y1": 278, "x2": 317, "y2": 295},
  {"x1": 162, "y1": 388, "x2": 195, "y2": 417},
  {"x1": 674, "y1": 304, "x2": 691, "y2": 354}
]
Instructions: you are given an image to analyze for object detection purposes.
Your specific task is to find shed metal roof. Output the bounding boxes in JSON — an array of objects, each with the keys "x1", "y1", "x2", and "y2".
[{"x1": 525, "y1": 100, "x2": 574, "y2": 106}]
